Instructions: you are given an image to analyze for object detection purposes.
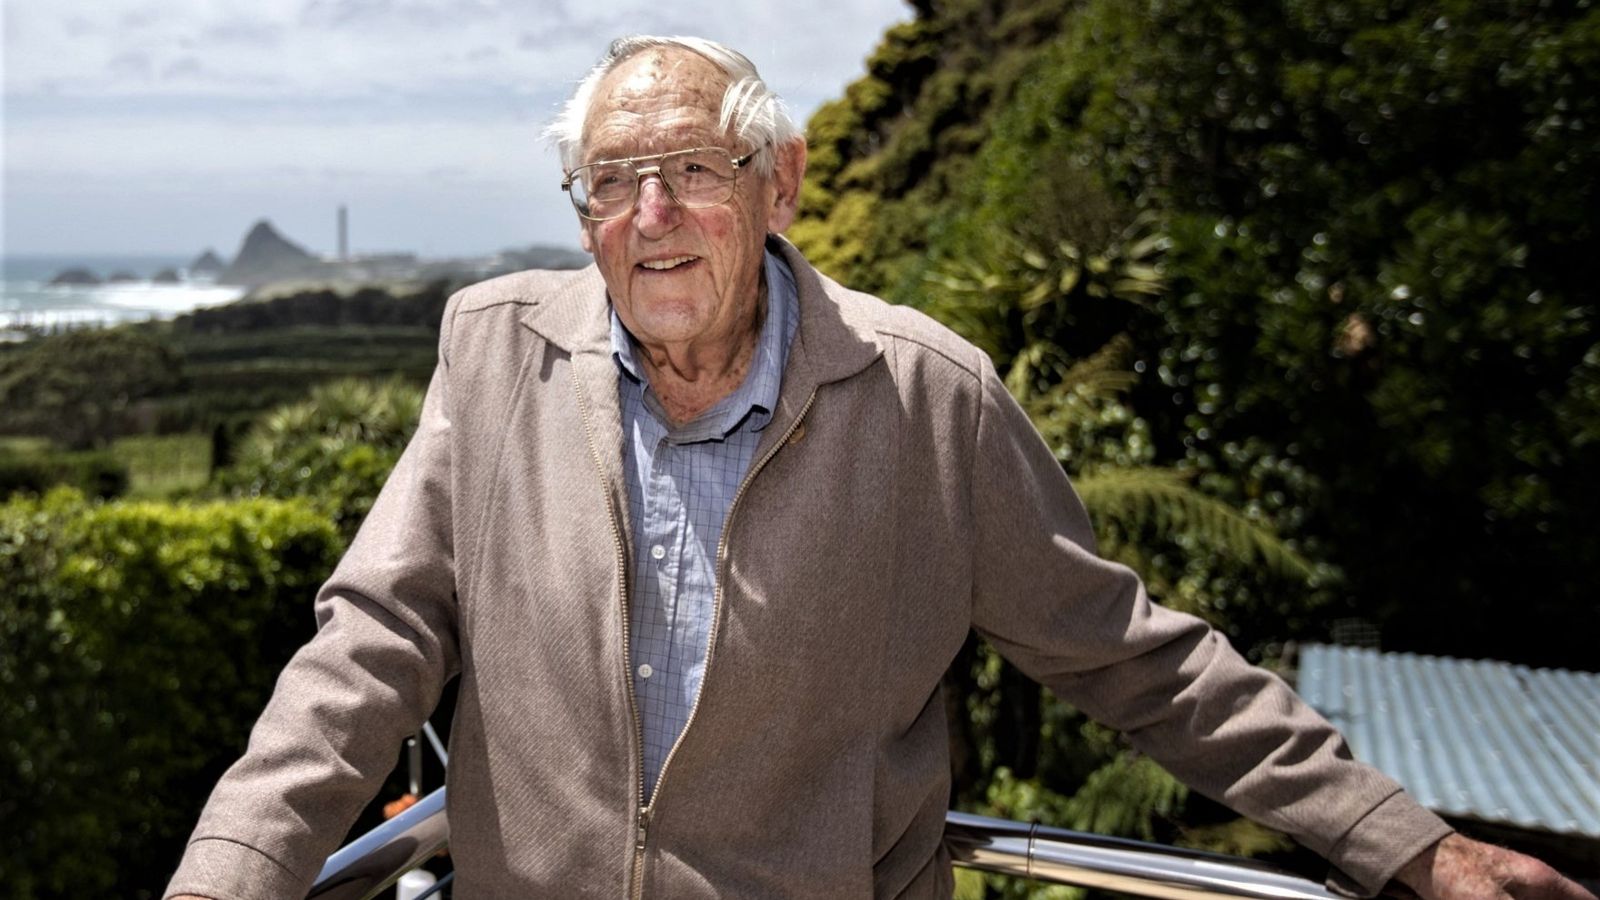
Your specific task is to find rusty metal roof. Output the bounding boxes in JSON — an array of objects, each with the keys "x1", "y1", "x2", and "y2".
[{"x1": 1295, "y1": 643, "x2": 1600, "y2": 838}]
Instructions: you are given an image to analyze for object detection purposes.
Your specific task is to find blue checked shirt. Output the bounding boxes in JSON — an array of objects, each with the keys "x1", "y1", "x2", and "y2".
[{"x1": 610, "y1": 250, "x2": 799, "y2": 799}]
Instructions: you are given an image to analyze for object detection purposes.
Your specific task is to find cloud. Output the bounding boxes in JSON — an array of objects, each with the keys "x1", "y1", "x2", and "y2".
[
  {"x1": 2, "y1": 0, "x2": 911, "y2": 253},
  {"x1": 6, "y1": 0, "x2": 907, "y2": 104}
]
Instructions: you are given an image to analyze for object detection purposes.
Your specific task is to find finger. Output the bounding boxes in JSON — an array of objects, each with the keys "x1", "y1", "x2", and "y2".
[
  {"x1": 1508, "y1": 870, "x2": 1597, "y2": 900},
  {"x1": 1501, "y1": 857, "x2": 1597, "y2": 900}
]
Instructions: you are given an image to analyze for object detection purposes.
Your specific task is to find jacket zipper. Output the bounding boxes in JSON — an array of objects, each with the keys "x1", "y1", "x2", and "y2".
[
  {"x1": 640, "y1": 390, "x2": 819, "y2": 828},
  {"x1": 569, "y1": 370, "x2": 650, "y2": 900},
  {"x1": 631, "y1": 807, "x2": 652, "y2": 900}
]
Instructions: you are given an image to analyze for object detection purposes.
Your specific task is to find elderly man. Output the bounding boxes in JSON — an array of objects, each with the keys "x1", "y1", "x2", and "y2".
[{"x1": 168, "y1": 36, "x2": 1593, "y2": 900}]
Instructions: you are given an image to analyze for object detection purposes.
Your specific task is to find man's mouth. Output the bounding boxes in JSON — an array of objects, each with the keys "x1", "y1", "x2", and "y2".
[{"x1": 638, "y1": 255, "x2": 698, "y2": 271}]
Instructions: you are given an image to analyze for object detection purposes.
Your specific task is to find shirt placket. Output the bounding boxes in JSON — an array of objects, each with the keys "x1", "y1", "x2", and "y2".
[{"x1": 634, "y1": 428, "x2": 669, "y2": 789}]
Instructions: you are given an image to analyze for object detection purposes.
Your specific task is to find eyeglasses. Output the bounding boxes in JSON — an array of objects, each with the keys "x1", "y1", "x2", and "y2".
[{"x1": 561, "y1": 146, "x2": 761, "y2": 221}]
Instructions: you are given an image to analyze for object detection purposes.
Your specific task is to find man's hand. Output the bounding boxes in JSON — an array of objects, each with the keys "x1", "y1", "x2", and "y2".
[{"x1": 1396, "y1": 833, "x2": 1596, "y2": 900}]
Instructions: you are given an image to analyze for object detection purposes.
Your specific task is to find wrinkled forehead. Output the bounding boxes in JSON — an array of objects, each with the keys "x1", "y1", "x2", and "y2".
[{"x1": 581, "y1": 49, "x2": 734, "y2": 163}]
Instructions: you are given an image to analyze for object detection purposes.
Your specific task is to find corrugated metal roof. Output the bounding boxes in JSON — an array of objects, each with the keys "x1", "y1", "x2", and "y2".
[{"x1": 1296, "y1": 643, "x2": 1600, "y2": 839}]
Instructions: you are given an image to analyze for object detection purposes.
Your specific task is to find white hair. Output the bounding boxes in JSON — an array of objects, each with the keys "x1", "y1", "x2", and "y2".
[{"x1": 545, "y1": 35, "x2": 801, "y2": 178}]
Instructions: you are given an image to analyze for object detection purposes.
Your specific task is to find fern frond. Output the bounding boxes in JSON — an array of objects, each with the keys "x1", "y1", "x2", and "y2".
[
  {"x1": 1176, "y1": 818, "x2": 1294, "y2": 856},
  {"x1": 1057, "y1": 334, "x2": 1138, "y2": 400},
  {"x1": 1061, "y1": 754, "x2": 1187, "y2": 841},
  {"x1": 1074, "y1": 467, "x2": 1312, "y2": 580}
]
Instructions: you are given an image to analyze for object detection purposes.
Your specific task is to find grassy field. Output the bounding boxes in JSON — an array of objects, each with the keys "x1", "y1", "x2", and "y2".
[
  {"x1": 112, "y1": 433, "x2": 212, "y2": 498},
  {"x1": 1, "y1": 433, "x2": 211, "y2": 500},
  {"x1": 153, "y1": 325, "x2": 439, "y2": 430},
  {"x1": 0, "y1": 436, "x2": 51, "y2": 456},
  {"x1": 5, "y1": 321, "x2": 437, "y2": 500}
]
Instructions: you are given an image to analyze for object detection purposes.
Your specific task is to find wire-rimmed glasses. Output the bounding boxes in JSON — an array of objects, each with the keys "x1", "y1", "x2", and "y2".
[{"x1": 561, "y1": 146, "x2": 761, "y2": 221}]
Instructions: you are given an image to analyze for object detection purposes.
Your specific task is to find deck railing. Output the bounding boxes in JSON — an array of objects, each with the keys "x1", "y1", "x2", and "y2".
[{"x1": 310, "y1": 785, "x2": 1346, "y2": 900}]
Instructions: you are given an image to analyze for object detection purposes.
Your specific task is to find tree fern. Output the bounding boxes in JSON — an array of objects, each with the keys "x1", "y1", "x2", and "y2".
[{"x1": 1074, "y1": 467, "x2": 1312, "y2": 580}]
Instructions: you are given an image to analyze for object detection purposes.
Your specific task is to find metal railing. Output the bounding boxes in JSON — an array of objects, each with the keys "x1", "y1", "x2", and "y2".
[
  {"x1": 311, "y1": 787, "x2": 449, "y2": 900},
  {"x1": 311, "y1": 787, "x2": 1345, "y2": 900},
  {"x1": 944, "y1": 812, "x2": 1343, "y2": 900}
]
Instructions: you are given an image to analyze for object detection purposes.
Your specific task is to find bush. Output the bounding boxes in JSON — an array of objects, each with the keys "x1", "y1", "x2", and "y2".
[
  {"x1": 0, "y1": 328, "x2": 183, "y2": 450},
  {"x1": 0, "y1": 489, "x2": 344, "y2": 899},
  {"x1": 216, "y1": 377, "x2": 424, "y2": 538},
  {"x1": 0, "y1": 449, "x2": 129, "y2": 499}
]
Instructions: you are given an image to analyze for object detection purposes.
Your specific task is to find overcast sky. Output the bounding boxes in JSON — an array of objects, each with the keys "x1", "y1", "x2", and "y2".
[{"x1": 1, "y1": 0, "x2": 910, "y2": 259}]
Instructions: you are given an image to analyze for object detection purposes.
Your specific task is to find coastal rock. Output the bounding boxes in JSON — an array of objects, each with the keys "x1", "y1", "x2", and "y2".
[
  {"x1": 48, "y1": 268, "x2": 102, "y2": 286},
  {"x1": 189, "y1": 249, "x2": 226, "y2": 276},
  {"x1": 152, "y1": 268, "x2": 181, "y2": 284},
  {"x1": 107, "y1": 272, "x2": 139, "y2": 283},
  {"x1": 220, "y1": 220, "x2": 326, "y2": 286}
]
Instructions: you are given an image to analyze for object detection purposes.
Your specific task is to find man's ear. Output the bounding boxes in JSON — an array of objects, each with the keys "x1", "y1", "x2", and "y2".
[
  {"x1": 579, "y1": 225, "x2": 594, "y2": 254},
  {"x1": 765, "y1": 137, "x2": 808, "y2": 235}
]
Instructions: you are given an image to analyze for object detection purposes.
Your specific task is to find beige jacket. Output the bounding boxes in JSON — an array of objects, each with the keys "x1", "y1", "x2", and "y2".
[{"x1": 167, "y1": 240, "x2": 1449, "y2": 899}]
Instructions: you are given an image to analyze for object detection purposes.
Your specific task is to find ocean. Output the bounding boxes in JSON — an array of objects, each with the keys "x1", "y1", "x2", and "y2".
[{"x1": 1, "y1": 254, "x2": 246, "y2": 334}]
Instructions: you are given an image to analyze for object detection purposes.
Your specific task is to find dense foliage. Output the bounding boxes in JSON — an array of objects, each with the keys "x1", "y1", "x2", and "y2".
[
  {"x1": 0, "y1": 448, "x2": 128, "y2": 499},
  {"x1": 798, "y1": 0, "x2": 1598, "y2": 669},
  {"x1": 0, "y1": 329, "x2": 183, "y2": 450},
  {"x1": 216, "y1": 377, "x2": 425, "y2": 537},
  {"x1": 0, "y1": 490, "x2": 343, "y2": 899},
  {"x1": 929, "y1": 0, "x2": 1600, "y2": 671},
  {"x1": 796, "y1": 0, "x2": 1599, "y2": 889},
  {"x1": 175, "y1": 279, "x2": 450, "y2": 334},
  {"x1": 791, "y1": 0, "x2": 1079, "y2": 295},
  {"x1": 0, "y1": 283, "x2": 442, "y2": 446},
  {"x1": 0, "y1": 368, "x2": 426, "y2": 898}
]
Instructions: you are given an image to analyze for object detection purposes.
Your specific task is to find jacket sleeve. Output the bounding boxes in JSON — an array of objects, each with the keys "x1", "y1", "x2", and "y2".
[
  {"x1": 164, "y1": 299, "x2": 464, "y2": 900},
  {"x1": 965, "y1": 358, "x2": 1449, "y2": 896}
]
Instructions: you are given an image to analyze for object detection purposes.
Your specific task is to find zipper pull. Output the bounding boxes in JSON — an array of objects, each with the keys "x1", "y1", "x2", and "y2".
[{"x1": 636, "y1": 808, "x2": 652, "y2": 851}]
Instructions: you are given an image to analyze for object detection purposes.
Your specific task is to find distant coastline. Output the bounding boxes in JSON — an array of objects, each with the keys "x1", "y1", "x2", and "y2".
[
  {"x1": 2, "y1": 254, "x2": 245, "y2": 333},
  {"x1": 1, "y1": 234, "x2": 590, "y2": 335},
  {"x1": 3, "y1": 254, "x2": 196, "y2": 282}
]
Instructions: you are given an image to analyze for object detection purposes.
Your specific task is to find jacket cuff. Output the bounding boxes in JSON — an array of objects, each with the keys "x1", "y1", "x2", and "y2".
[
  {"x1": 1323, "y1": 791, "x2": 1454, "y2": 897},
  {"x1": 164, "y1": 836, "x2": 307, "y2": 900}
]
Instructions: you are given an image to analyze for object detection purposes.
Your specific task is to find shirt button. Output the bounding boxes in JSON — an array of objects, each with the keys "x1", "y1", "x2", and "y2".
[
  {"x1": 638, "y1": 664, "x2": 654, "y2": 679},
  {"x1": 651, "y1": 544, "x2": 666, "y2": 560}
]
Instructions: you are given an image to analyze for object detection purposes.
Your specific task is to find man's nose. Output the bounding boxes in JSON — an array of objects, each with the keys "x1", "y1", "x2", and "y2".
[{"x1": 633, "y1": 174, "x2": 681, "y2": 235}]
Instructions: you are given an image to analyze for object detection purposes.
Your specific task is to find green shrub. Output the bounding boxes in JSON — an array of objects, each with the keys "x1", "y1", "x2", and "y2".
[
  {"x1": 0, "y1": 449, "x2": 129, "y2": 499},
  {"x1": 0, "y1": 328, "x2": 183, "y2": 450},
  {"x1": 0, "y1": 489, "x2": 344, "y2": 899},
  {"x1": 216, "y1": 377, "x2": 424, "y2": 538}
]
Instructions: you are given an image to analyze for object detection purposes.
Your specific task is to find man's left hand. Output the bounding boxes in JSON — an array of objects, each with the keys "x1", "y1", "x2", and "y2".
[{"x1": 1396, "y1": 833, "x2": 1596, "y2": 900}]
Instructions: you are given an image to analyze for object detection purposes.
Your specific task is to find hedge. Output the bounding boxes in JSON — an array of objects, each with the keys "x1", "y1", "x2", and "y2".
[
  {"x1": 0, "y1": 489, "x2": 344, "y2": 899},
  {"x1": 0, "y1": 450, "x2": 129, "y2": 500}
]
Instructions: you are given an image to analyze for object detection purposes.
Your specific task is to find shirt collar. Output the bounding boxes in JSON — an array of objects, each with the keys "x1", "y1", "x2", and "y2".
[{"x1": 610, "y1": 248, "x2": 797, "y2": 440}]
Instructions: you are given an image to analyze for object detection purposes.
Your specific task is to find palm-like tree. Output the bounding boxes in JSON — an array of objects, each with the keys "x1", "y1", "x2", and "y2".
[{"x1": 925, "y1": 220, "x2": 1308, "y2": 579}]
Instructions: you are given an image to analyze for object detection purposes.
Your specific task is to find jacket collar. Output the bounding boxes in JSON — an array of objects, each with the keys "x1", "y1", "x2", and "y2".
[{"x1": 516, "y1": 235, "x2": 883, "y2": 391}]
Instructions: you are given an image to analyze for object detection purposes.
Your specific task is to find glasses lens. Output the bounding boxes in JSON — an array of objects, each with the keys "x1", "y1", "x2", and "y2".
[
  {"x1": 661, "y1": 149, "x2": 738, "y2": 207},
  {"x1": 571, "y1": 162, "x2": 635, "y2": 219}
]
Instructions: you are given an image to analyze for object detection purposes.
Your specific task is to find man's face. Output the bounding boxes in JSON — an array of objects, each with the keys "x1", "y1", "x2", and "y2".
[{"x1": 576, "y1": 49, "x2": 801, "y2": 352}]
